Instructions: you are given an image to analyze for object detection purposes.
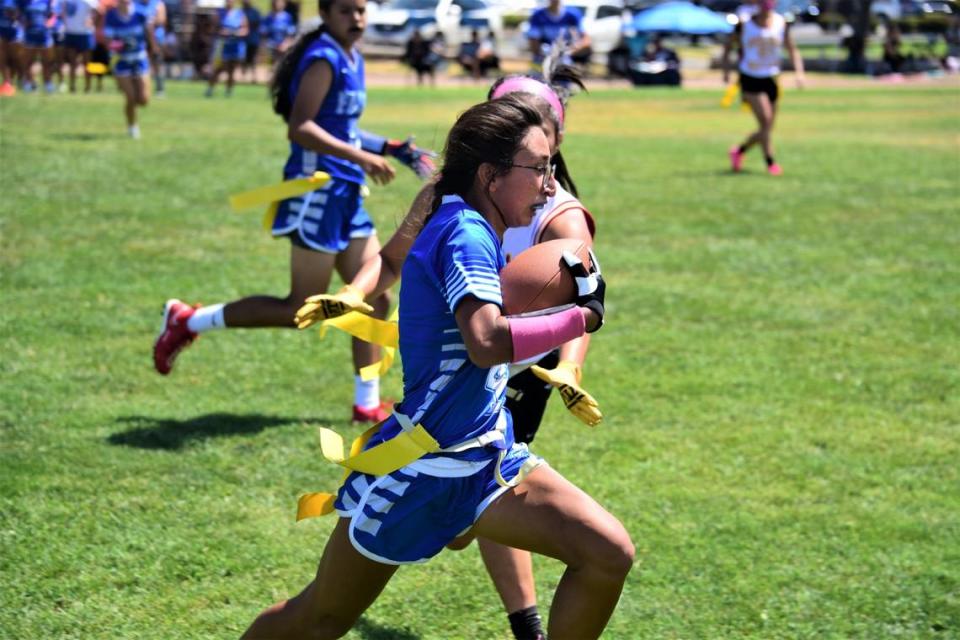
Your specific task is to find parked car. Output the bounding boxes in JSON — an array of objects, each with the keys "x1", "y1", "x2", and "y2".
[{"x1": 364, "y1": 0, "x2": 504, "y2": 52}]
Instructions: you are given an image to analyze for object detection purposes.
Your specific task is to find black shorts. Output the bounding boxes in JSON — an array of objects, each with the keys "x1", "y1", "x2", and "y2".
[
  {"x1": 245, "y1": 43, "x2": 259, "y2": 65},
  {"x1": 739, "y1": 72, "x2": 779, "y2": 103},
  {"x1": 506, "y1": 351, "x2": 559, "y2": 445}
]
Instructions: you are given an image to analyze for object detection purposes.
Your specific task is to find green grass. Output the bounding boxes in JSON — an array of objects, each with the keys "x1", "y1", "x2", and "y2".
[{"x1": 1, "y1": 80, "x2": 958, "y2": 639}]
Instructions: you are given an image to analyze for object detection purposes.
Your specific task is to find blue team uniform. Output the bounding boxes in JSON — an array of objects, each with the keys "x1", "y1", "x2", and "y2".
[
  {"x1": 0, "y1": 0, "x2": 24, "y2": 43},
  {"x1": 271, "y1": 31, "x2": 374, "y2": 253},
  {"x1": 261, "y1": 9, "x2": 294, "y2": 57},
  {"x1": 525, "y1": 5, "x2": 586, "y2": 64},
  {"x1": 216, "y1": 6, "x2": 246, "y2": 61},
  {"x1": 103, "y1": 8, "x2": 148, "y2": 76},
  {"x1": 333, "y1": 195, "x2": 541, "y2": 565},
  {"x1": 18, "y1": 0, "x2": 54, "y2": 48}
]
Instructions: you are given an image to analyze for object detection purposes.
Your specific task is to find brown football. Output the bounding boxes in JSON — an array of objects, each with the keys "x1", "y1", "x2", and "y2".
[{"x1": 500, "y1": 238, "x2": 592, "y2": 315}]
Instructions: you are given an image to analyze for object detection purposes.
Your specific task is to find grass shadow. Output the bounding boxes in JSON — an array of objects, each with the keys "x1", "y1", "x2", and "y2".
[
  {"x1": 56, "y1": 132, "x2": 111, "y2": 141},
  {"x1": 354, "y1": 617, "x2": 420, "y2": 640},
  {"x1": 109, "y1": 413, "x2": 311, "y2": 450}
]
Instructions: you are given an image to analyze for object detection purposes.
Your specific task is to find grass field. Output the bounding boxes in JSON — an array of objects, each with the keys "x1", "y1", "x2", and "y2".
[{"x1": 1, "y1": 80, "x2": 958, "y2": 639}]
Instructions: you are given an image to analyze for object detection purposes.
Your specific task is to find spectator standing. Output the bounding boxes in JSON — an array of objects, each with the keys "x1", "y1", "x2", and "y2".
[
  {"x1": 205, "y1": 0, "x2": 247, "y2": 97},
  {"x1": 262, "y1": 0, "x2": 295, "y2": 70},
  {"x1": 525, "y1": 0, "x2": 591, "y2": 69},
  {"x1": 241, "y1": 0, "x2": 259, "y2": 83},
  {"x1": 0, "y1": 0, "x2": 25, "y2": 95},
  {"x1": 18, "y1": 0, "x2": 58, "y2": 93},
  {"x1": 133, "y1": 0, "x2": 165, "y2": 95},
  {"x1": 62, "y1": 0, "x2": 99, "y2": 92}
]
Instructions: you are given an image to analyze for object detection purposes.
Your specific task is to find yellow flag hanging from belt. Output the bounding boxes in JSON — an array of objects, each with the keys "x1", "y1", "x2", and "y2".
[
  {"x1": 228, "y1": 171, "x2": 332, "y2": 230},
  {"x1": 319, "y1": 308, "x2": 400, "y2": 380}
]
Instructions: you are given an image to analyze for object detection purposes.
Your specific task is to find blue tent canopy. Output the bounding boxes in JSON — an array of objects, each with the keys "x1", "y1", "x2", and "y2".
[{"x1": 631, "y1": 1, "x2": 734, "y2": 35}]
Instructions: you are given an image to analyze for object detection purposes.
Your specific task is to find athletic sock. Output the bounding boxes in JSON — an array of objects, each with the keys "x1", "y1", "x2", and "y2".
[
  {"x1": 186, "y1": 303, "x2": 226, "y2": 333},
  {"x1": 765, "y1": 155, "x2": 776, "y2": 167},
  {"x1": 508, "y1": 605, "x2": 545, "y2": 640},
  {"x1": 354, "y1": 375, "x2": 380, "y2": 409}
]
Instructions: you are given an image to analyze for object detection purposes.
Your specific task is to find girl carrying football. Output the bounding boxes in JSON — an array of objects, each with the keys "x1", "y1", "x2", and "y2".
[
  {"x1": 296, "y1": 67, "x2": 608, "y2": 640},
  {"x1": 241, "y1": 92, "x2": 632, "y2": 640}
]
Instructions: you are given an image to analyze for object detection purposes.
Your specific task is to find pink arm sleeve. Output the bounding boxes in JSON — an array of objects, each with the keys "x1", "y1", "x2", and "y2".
[{"x1": 508, "y1": 306, "x2": 585, "y2": 363}]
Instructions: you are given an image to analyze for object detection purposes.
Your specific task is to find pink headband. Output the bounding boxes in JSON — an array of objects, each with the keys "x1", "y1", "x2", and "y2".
[{"x1": 491, "y1": 77, "x2": 565, "y2": 127}]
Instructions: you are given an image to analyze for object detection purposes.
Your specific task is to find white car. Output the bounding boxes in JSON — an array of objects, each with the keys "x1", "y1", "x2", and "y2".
[
  {"x1": 365, "y1": 0, "x2": 504, "y2": 52},
  {"x1": 518, "y1": 0, "x2": 627, "y2": 58}
]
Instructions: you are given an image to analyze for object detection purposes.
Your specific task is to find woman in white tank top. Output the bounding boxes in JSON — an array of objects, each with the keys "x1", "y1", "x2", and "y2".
[{"x1": 725, "y1": 0, "x2": 805, "y2": 176}]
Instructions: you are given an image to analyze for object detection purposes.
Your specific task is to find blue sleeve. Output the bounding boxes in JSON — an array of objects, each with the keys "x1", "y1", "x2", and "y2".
[
  {"x1": 525, "y1": 10, "x2": 546, "y2": 40},
  {"x1": 359, "y1": 129, "x2": 386, "y2": 154},
  {"x1": 438, "y1": 220, "x2": 503, "y2": 313},
  {"x1": 567, "y1": 8, "x2": 585, "y2": 33}
]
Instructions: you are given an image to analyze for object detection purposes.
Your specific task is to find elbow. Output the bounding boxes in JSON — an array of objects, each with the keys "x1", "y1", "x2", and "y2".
[{"x1": 464, "y1": 335, "x2": 509, "y2": 369}]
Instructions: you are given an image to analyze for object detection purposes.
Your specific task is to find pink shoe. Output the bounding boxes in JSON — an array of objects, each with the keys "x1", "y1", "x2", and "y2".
[
  {"x1": 352, "y1": 401, "x2": 393, "y2": 424},
  {"x1": 767, "y1": 163, "x2": 783, "y2": 176},
  {"x1": 0, "y1": 82, "x2": 15, "y2": 97},
  {"x1": 153, "y1": 299, "x2": 198, "y2": 375},
  {"x1": 729, "y1": 146, "x2": 744, "y2": 172}
]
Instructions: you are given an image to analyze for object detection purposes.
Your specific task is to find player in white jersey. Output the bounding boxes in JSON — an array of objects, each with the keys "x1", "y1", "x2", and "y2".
[
  {"x1": 295, "y1": 67, "x2": 605, "y2": 640},
  {"x1": 62, "y1": 0, "x2": 98, "y2": 92},
  {"x1": 242, "y1": 93, "x2": 631, "y2": 640},
  {"x1": 724, "y1": 0, "x2": 804, "y2": 175}
]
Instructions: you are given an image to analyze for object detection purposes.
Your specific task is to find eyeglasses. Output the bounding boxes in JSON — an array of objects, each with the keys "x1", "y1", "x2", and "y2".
[{"x1": 509, "y1": 162, "x2": 555, "y2": 189}]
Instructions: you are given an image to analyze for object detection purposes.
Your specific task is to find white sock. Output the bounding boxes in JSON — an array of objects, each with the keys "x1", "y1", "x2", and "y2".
[
  {"x1": 354, "y1": 375, "x2": 380, "y2": 409},
  {"x1": 187, "y1": 303, "x2": 226, "y2": 333}
]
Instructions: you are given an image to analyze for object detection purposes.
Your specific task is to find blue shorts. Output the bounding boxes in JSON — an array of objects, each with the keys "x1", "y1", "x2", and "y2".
[
  {"x1": 114, "y1": 57, "x2": 149, "y2": 77},
  {"x1": 335, "y1": 442, "x2": 543, "y2": 565},
  {"x1": 24, "y1": 28, "x2": 52, "y2": 48},
  {"x1": 0, "y1": 26, "x2": 23, "y2": 43},
  {"x1": 271, "y1": 178, "x2": 374, "y2": 253},
  {"x1": 220, "y1": 39, "x2": 246, "y2": 61},
  {"x1": 64, "y1": 32, "x2": 94, "y2": 51}
]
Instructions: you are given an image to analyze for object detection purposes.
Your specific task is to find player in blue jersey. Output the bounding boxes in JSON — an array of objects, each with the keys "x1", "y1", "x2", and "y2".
[
  {"x1": 261, "y1": 0, "x2": 295, "y2": 71},
  {"x1": 525, "y1": 0, "x2": 591, "y2": 68},
  {"x1": 103, "y1": 0, "x2": 155, "y2": 137},
  {"x1": 18, "y1": 0, "x2": 57, "y2": 92},
  {"x1": 296, "y1": 67, "x2": 603, "y2": 640},
  {"x1": 154, "y1": 0, "x2": 434, "y2": 424},
  {"x1": 133, "y1": 0, "x2": 164, "y2": 96},
  {"x1": 204, "y1": 0, "x2": 246, "y2": 97},
  {"x1": 241, "y1": 93, "x2": 632, "y2": 640},
  {"x1": 0, "y1": 0, "x2": 24, "y2": 95}
]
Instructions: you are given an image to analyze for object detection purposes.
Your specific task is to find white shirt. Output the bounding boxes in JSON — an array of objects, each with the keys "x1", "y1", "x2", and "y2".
[
  {"x1": 739, "y1": 12, "x2": 786, "y2": 78},
  {"x1": 63, "y1": 0, "x2": 98, "y2": 35}
]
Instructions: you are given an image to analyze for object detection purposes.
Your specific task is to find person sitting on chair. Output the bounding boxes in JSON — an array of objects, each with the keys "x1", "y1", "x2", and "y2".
[{"x1": 457, "y1": 29, "x2": 498, "y2": 78}]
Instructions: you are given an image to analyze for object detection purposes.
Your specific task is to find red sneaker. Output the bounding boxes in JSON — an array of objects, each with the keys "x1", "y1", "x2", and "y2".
[
  {"x1": 767, "y1": 162, "x2": 783, "y2": 176},
  {"x1": 352, "y1": 401, "x2": 393, "y2": 423},
  {"x1": 0, "y1": 82, "x2": 15, "y2": 97},
  {"x1": 729, "y1": 146, "x2": 744, "y2": 172},
  {"x1": 153, "y1": 299, "x2": 198, "y2": 375}
]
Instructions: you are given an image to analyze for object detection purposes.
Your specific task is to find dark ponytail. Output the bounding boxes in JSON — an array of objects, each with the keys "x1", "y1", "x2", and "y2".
[
  {"x1": 431, "y1": 95, "x2": 545, "y2": 215},
  {"x1": 270, "y1": 26, "x2": 325, "y2": 121}
]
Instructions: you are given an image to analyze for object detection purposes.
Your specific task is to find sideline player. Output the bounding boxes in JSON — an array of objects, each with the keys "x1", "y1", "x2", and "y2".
[
  {"x1": 103, "y1": 0, "x2": 155, "y2": 138},
  {"x1": 62, "y1": 0, "x2": 98, "y2": 92},
  {"x1": 204, "y1": 0, "x2": 246, "y2": 97}
]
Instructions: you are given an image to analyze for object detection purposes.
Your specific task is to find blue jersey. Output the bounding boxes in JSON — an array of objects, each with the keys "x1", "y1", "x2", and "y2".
[
  {"x1": 283, "y1": 31, "x2": 366, "y2": 184},
  {"x1": 218, "y1": 6, "x2": 245, "y2": 43},
  {"x1": 103, "y1": 8, "x2": 148, "y2": 61},
  {"x1": 387, "y1": 195, "x2": 509, "y2": 452},
  {"x1": 261, "y1": 9, "x2": 294, "y2": 49},
  {"x1": 525, "y1": 6, "x2": 584, "y2": 46},
  {"x1": 17, "y1": 0, "x2": 54, "y2": 38},
  {"x1": 0, "y1": 0, "x2": 22, "y2": 38},
  {"x1": 133, "y1": 0, "x2": 157, "y2": 20}
]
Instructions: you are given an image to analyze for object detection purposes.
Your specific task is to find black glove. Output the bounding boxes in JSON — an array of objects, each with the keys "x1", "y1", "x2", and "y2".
[{"x1": 562, "y1": 249, "x2": 605, "y2": 333}]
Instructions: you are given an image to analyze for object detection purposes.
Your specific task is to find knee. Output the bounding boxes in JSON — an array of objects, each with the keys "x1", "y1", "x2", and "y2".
[
  {"x1": 592, "y1": 524, "x2": 636, "y2": 580},
  {"x1": 138, "y1": 96, "x2": 149, "y2": 106},
  {"x1": 445, "y1": 533, "x2": 475, "y2": 551}
]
